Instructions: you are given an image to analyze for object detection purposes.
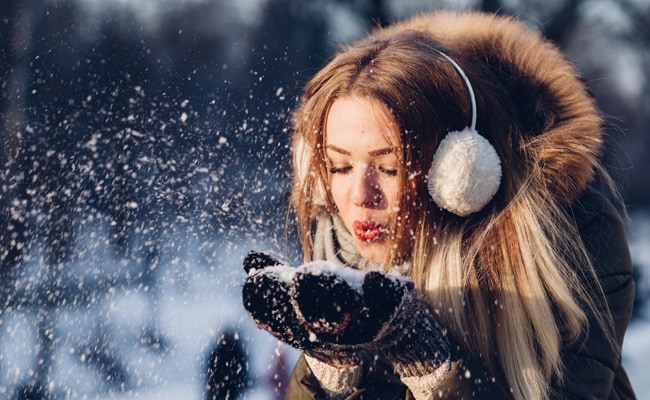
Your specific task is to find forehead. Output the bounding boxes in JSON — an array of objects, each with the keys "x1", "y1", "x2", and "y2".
[{"x1": 324, "y1": 96, "x2": 399, "y2": 149}]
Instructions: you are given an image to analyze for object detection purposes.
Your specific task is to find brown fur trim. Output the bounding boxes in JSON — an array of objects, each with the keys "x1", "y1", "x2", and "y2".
[{"x1": 379, "y1": 11, "x2": 603, "y2": 205}]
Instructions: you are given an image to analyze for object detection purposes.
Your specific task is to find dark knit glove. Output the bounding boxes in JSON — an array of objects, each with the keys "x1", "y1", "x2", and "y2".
[
  {"x1": 242, "y1": 251, "x2": 360, "y2": 366},
  {"x1": 242, "y1": 251, "x2": 451, "y2": 377}
]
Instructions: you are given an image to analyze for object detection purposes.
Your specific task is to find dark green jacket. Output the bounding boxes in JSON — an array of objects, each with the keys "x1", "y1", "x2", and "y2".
[{"x1": 284, "y1": 189, "x2": 636, "y2": 399}]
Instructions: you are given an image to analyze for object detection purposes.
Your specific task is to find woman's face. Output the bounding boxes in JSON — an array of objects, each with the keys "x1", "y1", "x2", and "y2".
[{"x1": 324, "y1": 95, "x2": 402, "y2": 264}]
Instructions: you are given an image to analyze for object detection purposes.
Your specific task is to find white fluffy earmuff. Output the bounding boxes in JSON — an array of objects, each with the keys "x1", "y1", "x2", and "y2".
[{"x1": 427, "y1": 51, "x2": 502, "y2": 217}]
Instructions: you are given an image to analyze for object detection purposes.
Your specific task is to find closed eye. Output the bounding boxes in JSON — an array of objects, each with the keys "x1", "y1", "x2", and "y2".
[
  {"x1": 379, "y1": 166, "x2": 398, "y2": 176},
  {"x1": 329, "y1": 166, "x2": 352, "y2": 174},
  {"x1": 329, "y1": 165, "x2": 397, "y2": 176}
]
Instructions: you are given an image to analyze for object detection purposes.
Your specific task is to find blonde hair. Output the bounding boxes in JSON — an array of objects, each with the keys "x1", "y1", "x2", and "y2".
[{"x1": 290, "y1": 11, "x2": 617, "y2": 400}]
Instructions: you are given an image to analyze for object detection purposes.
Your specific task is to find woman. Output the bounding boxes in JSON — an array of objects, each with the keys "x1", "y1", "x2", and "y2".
[{"x1": 242, "y1": 10, "x2": 636, "y2": 399}]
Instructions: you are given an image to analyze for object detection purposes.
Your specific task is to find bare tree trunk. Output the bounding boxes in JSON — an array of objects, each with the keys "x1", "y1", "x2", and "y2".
[
  {"x1": 480, "y1": 0, "x2": 505, "y2": 14},
  {"x1": 366, "y1": 0, "x2": 390, "y2": 27},
  {"x1": 1, "y1": 5, "x2": 38, "y2": 394},
  {"x1": 1, "y1": 0, "x2": 31, "y2": 286},
  {"x1": 1, "y1": 0, "x2": 31, "y2": 165},
  {"x1": 538, "y1": 0, "x2": 582, "y2": 48},
  {"x1": 1, "y1": 0, "x2": 32, "y2": 277}
]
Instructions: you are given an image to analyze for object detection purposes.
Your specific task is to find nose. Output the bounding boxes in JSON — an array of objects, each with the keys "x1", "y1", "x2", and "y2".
[{"x1": 351, "y1": 164, "x2": 383, "y2": 208}]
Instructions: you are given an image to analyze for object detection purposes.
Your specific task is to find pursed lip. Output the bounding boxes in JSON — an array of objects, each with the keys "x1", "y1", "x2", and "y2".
[{"x1": 353, "y1": 220, "x2": 386, "y2": 242}]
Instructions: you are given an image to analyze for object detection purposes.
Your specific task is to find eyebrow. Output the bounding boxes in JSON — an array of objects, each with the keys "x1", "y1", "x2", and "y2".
[{"x1": 325, "y1": 145, "x2": 398, "y2": 157}]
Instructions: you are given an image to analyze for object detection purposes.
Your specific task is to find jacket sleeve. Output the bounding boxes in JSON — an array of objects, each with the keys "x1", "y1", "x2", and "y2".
[{"x1": 552, "y1": 189, "x2": 636, "y2": 399}]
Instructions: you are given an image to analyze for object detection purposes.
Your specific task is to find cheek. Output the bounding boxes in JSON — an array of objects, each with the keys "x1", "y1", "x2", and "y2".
[
  {"x1": 381, "y1": 178, "x2": 402, "y2": 208},
  {"x1": 327, "y1": 174, "x2": 347, "y2": 209}
]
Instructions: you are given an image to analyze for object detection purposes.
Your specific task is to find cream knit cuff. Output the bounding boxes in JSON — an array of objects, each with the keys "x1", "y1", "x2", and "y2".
[
  {"x1": 400, "y1": 359, "x2": 451, "y2": 400},
  {"x1": 304, "y1": 354, "x2": 362, "y2": 398}
]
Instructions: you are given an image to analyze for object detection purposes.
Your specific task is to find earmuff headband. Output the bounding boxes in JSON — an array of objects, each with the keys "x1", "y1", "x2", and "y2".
[{"x1": 435, "y1": 50, "x2": 477, "y2": 130}]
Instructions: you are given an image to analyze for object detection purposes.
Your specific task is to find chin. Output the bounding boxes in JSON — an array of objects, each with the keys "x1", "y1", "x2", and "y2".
[{"x1": 355, "y1": 241, "x2": 387, "y2": 264}]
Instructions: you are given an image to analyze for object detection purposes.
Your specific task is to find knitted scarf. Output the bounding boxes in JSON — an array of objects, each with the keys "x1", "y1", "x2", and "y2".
[{"x1": 311, "y1": 213, "x2": 380, "y2": 271}]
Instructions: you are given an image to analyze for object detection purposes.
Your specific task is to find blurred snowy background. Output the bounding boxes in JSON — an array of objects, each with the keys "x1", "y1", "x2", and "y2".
[{"x1": 1, "y1": 0, "x2": 649, "y2": 399}]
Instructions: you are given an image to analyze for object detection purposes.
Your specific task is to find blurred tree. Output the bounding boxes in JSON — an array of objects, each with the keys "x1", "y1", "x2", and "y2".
[
  {"x1": 204, "y1": 330, "x2": 249, "y2": 400},
  {"x1": 0, "y1": 0, "x2": 30, "y2": 274},
  {"x1": 0, "y1": 0, "x2": 30, "y2": 164}
]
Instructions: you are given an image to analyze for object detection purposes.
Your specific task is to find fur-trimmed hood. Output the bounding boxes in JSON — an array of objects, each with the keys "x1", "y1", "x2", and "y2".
[{"x1": 378, "y1": 11, "x2": 604, "y2": 206}]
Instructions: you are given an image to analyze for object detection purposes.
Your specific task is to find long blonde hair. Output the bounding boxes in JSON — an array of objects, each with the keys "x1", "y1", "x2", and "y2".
[{"x1": 290, "y1": 11, "x2": 617, "y2": 400}]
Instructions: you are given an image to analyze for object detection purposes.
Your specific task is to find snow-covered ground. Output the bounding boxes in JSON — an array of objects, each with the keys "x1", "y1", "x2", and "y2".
[
  {"x1": 623, "y1": 321, "x2": 650, "y2": 398},
  {"x1": 0, "y1": 210, "x2": 648, "y2": 399},
  {"x1": 622, "y1": 210, "x2": 650, "y2": 399}
]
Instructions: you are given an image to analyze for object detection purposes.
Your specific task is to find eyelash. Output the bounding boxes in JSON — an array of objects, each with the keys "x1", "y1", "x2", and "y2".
[
  {"x1": 328, "y1": 166, "x2": 398, "y2": 176},
  {"x1": 380, "y1": 167, "x2": 398, "y2": 176},
  {"x1": 329, "y1": 166, "x2": 351, "y2": 174}
]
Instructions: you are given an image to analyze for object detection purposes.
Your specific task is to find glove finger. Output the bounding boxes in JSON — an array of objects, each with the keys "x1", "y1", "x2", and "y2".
[
  {"x1": 361, "y1": 271, "x2": 411, "y2": 338},
  {"x1": 292, "y1": 269, "x2": 363, "y2": 339},
  {"x1": 243, "y1": 250, "x2": 283, "y2": 274},
  {"x1": 242, "y1": 267, "x2": 311, "y2": 348}
]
